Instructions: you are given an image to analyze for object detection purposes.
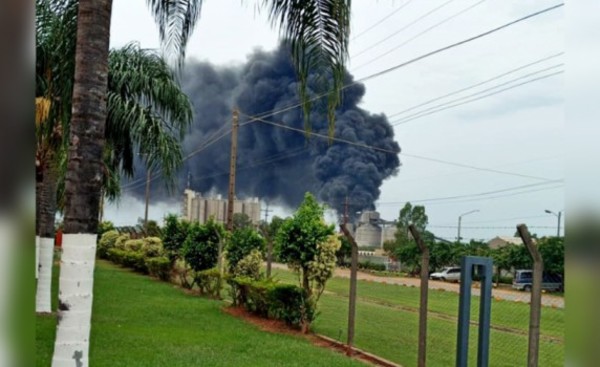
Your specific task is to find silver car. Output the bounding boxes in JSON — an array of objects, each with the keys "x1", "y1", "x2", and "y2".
[{"x1": 430, "y1": 267, "x2": 461, "y2": 282}]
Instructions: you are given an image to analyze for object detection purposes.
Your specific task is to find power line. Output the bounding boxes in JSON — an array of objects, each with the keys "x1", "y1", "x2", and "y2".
[
  {"x1": 428, "y1": 224, "x2": 556, "y2": 229},
  {"x1": 376, "y1": 180, "x2": 562, "y2": 205},
  {"x1": 188, "y1": 146, "x2": 309, "y2": 184},
  {"x1": 244, "y1": 3, "x2": 563, "y2": 123},
  {"x1": 392, "y1": 69, "x2": 564, "y2": 125},
  {"x1": 121, "y1": 125, "x2": 238, "y2": 192},
  {"x1": 351, "y1": 0, "x2": 457, "y2": 58},
  {"x1": 455, "y1": 214, "x2": 551, "y2": 224},
  {"x1": 386, "y1": 52, "x2": 563, "y2": 120},
  {"x1": 375, "y1": 183, "x2": 563, "y2": 207},
  {"x1": 358, "y1": 3, "x2": 564, "y2": 83},
  {"x1": 245, "y1": 113, "x2": 557, "y2": 182},
  {"x1": 399, "y1": 153, "x2": 555, "y2": 182},
  {"x1": 352, "y1": 0, "x2": 488, "y2": 71},
  {"x1": 394, "y1": 155, "x2": 560, "y2": 184},
  {"x1": 351, "y1": 0, "x2": 414, "y2": 41}
]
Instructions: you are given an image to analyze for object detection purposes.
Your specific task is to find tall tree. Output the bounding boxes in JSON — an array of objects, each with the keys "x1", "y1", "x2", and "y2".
[
  {"x1": 51, "y1": 0, "x2": 112, "y2": 365},
  {"x1": 388, "y1": 203, "x2": 430, "y2": 275},
  {"x1": 35, "y1": 0, "x2": 191, "y2": 314},
  {"x1": 52, "y1": 0, "x2": 352, "y2": 364}
]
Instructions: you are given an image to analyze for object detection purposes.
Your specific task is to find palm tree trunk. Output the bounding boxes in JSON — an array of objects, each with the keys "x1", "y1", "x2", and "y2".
[
  {"x1": 36, "y1": 159, "x2": 59, "y2": 313},
  {"x1": 52, "y1": 1, "x2": 113, "y2": 366},
  {"x1": 36, "y1": 176, "x2": 42, "y2": 280}
]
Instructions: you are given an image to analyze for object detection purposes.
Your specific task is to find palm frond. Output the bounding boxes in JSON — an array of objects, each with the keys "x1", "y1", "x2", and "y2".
[
  {"x1": 108, "y1": 42, "x2": 193, "y2": 137},
  {"x1": 146, "y1": 0, "x2": 204, "y2": 69},
  {"x1": 265, "y1": 0, "x2": 351, "y2": 138}
]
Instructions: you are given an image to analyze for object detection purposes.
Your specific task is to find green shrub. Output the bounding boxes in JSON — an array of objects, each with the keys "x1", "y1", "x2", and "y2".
[
  {"x1": 141, "y1": 237, "x2": 164, "y2": 258},
  {"x1": 162, "y1": 214, "x2": 191, "y2": 262},
  {"x1": 182, "y1": 221, "x2": 222, "y2": 272},
  {"x1": 194, "y1": 268, "x2": 222, "y2": 298},
  {"x1": 97, "y1": 220, "x2": 115, "y2": 237},
  {"x1": 124, "y1": 239, "x2": 145, "y2": 252},
  {"x1": 107, "y1": 248, "x2": 126, "y2": 265},
  {"x1": 230, "y1": 277, "x2": 315, "y2": 329},
  {"x1": 114, "y1": 233, "x2": 131, "y2": 250},
  {"x1": 98, "y1": 230, "x2": 120, "y2": 259},
  {"x1": 233, "y1": 249, "x2": 263, "y2": 280},
  {"x1": 269, "y1": 283, "x2": 315, "y2": 327},
  {"x1": 145, "y1": 257, "x2": 172, "y2": 281},
  {"x1": 358, "y1": 260, "x2": 386, "y2": 272},
  {"x1": 173, "y1": 259, "x2": 195, "y2": 289},
  {"x1": 226, "y1": 228, "x2": 265, "y2": 273}
]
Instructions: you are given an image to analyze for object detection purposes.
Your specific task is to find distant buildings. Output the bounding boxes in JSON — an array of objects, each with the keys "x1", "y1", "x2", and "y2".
[
  {"x1": 487, "y1": 236, "x2": 523, "y2": 250},
  {"x1": 353, "y1": 211, "x2": 398, "y2": 248},
  {"x1": 181, "y1": 189, "x2": 261, "y2": 226}
]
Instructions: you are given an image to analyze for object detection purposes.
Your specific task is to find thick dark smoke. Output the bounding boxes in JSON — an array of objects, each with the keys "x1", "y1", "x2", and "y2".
[{"x1": 125, "y1": 43, "x2": 401, "y2": 217}]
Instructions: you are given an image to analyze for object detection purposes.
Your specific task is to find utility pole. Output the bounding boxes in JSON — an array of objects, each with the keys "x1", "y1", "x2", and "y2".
[
  {"x1": 186, "y1": 170, "x2": 191, "y2": 189},
  {"x1": 544, "y1": 209, "x2": 563, "y2": 237},
  {"x1": 144, "y1": 168, "x2": 151, "y2": 228},
  {"x1": 261, "y1": 202, "x2": 273, "y2": 223},
  {"x1": 226, "y1": 109, "x2": 239, "y2": 232},
  {"x1": 344, "y1": 196, "x2": 349, "y2": 227},
  {"x1": 457, "y1": 209, "x2": 479, "y2": 242}
]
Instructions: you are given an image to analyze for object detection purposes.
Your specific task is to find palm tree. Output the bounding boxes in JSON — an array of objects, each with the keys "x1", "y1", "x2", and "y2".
[
  {"x1": 35, "y1": 1, "x2": 192, "y2": 318},
  {"x1": 53, "y1": 1, "x2": 351, "y2": 365}
]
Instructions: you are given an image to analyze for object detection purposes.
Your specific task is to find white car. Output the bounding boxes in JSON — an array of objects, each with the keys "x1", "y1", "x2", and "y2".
[{"x1": 430, "y1": 267, "x2": 461, "y2": 282}]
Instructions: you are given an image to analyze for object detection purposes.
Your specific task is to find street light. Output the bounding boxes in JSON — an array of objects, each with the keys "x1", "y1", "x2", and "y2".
[
  {"x1": 544, "y1": 209, "x2": 563, "y2": 237},
  {"x1": 457, "y1": 209, "x2": 479, "y2": 242}
]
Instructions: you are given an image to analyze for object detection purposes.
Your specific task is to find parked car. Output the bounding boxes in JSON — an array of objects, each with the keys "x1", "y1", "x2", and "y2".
[
  {"x1": 512, "y1": 270, "x2": 563, "y2": 292},
  {"x1": 430, "y1": 267, "x2": 461, "y2": 282}
]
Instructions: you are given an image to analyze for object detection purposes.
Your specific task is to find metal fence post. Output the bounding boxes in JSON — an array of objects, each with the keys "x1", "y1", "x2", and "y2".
[
  {"x1": 340, "y1": 224, "x2": 358, "y2": 356},
  {"x1": 409, "y1": 224, "x2": 429, "y2": 367},
  {"x1": 456, "y1": 256, "x2": 493, "y2": 367},
  {"x1": 517, "y1": 224, "x2": 543, "y2": 367}
]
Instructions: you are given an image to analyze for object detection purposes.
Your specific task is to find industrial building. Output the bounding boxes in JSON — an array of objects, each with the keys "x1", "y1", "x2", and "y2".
[
  {"x1": 181, "y1": 189, "x2": 261, "y2": 226},
  {"x1": 353, "y1": 210, "x2": 398, "y2": 248}
]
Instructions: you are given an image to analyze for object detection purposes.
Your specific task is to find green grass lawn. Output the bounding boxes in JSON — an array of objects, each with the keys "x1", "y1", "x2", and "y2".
[
  {"x1": 36, "y1": 261, "x2": 364, "y2": 367},
  {"x1": 271, "y1": 268, "x2": 565, "y2": 367}
]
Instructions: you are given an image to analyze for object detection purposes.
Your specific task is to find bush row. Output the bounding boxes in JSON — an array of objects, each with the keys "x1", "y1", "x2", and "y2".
[
  {"x1": 229, "y1": 277, "x2": 315, "y2": 329},
  {"x1": 99, "y1": 230, "x2": 171, "y2": 281},
  {"x1": 339, "y1": 260, "x2": 387, "y2": 272}
]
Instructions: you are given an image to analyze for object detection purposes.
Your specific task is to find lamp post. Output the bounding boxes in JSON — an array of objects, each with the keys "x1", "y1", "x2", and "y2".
[
  {"x1": 457, "y1": 209, "x2": 479, "y2": 242},
  {"x1": 544, "y1": 209, "x2": 563, "y2": 237}
]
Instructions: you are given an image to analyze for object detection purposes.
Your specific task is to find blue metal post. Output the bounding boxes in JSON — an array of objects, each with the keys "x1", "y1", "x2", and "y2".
[{"x1": 455, "y1": 256, "x2": 494, "y2": 367}]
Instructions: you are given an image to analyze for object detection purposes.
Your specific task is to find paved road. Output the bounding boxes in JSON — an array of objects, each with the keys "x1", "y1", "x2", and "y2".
[{"x1": 271, "y1": 263, "x2": 564, "y2": 309}]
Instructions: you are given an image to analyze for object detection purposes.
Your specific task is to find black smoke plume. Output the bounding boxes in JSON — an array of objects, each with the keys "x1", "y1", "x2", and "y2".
[{"x1": 125, "y1": 42, "x2": 401, "y2": 218}]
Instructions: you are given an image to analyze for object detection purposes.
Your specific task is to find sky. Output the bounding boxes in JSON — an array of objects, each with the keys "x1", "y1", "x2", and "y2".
[{"x1": 104, "y1": 0, "x2": 565, "y2": 241}]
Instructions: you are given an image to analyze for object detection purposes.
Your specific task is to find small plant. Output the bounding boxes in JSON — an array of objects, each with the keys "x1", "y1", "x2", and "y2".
[
  {"x1": 145, "y1": 257, "x2": 172, "y2": 281},
  {"x1": 173, "y1": 259, "x2": 194, "y2": 289},
  {"x1": 234, "y1": 249, "x2": 263, "y2": 280},
  {"x1": 98, "y1": 230, "x2": 120, "y2": 259},
  {"x1": 194, "y1": 268, "x2": 222, "y2": 298}
]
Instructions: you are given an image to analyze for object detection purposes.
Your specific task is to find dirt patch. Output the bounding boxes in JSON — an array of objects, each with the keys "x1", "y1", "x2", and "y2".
[
  {"x1": 222, "y1": 306, "x2": 304, "y2": 336},
  {"x1": 221, "y1": 306, "x2": 401, "y2": 367}
]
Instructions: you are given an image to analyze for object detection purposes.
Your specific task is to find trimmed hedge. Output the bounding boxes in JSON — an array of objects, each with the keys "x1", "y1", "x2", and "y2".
[
  {"x1": 229, "y1": 277, "x2": 315, "y2": 329},
  {"x1": 194, "y1": 268, "x2": 222, "y2": 298},
  {"x1": 145, "y1": 256, "x2": 172, "y2": 281}
]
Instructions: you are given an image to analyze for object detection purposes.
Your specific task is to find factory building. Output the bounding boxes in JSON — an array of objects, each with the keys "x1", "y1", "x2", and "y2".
[
  {"x1": 182, "y1": 189, "x2": 261, "y2": 226},
  {"x1": 354, "y1": 211, "x2": 383, "y2": 247}
]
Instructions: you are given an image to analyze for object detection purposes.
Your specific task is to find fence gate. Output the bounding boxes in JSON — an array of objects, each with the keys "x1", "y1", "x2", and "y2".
[{"x1": 456, "y1": 256, "x2": 493, "y2": 367}]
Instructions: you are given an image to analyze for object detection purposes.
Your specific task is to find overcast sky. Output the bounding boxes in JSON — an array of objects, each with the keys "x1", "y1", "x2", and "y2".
[{"x1": 104, "y1": 0, "x2": 564, "y2": 241}]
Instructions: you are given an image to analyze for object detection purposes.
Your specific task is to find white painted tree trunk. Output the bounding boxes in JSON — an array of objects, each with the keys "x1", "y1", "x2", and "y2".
[
  {"x1": 0, "y1": 218, "x2": 15, "y2": 367},
  {"x1": 36, "y1": 235, "x2": 40, "y2": 279},
  {"x1": 51, "y1": 234, "x2": 97, "y2": 367},
  {"x1": 36, "y1": 237, "x2": 54, "y2": 313}
]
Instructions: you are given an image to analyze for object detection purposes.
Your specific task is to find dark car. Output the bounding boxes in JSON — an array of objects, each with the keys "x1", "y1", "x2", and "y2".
[{"x1": 512, "y1": 270, "x2": 563, "y2": 292}]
